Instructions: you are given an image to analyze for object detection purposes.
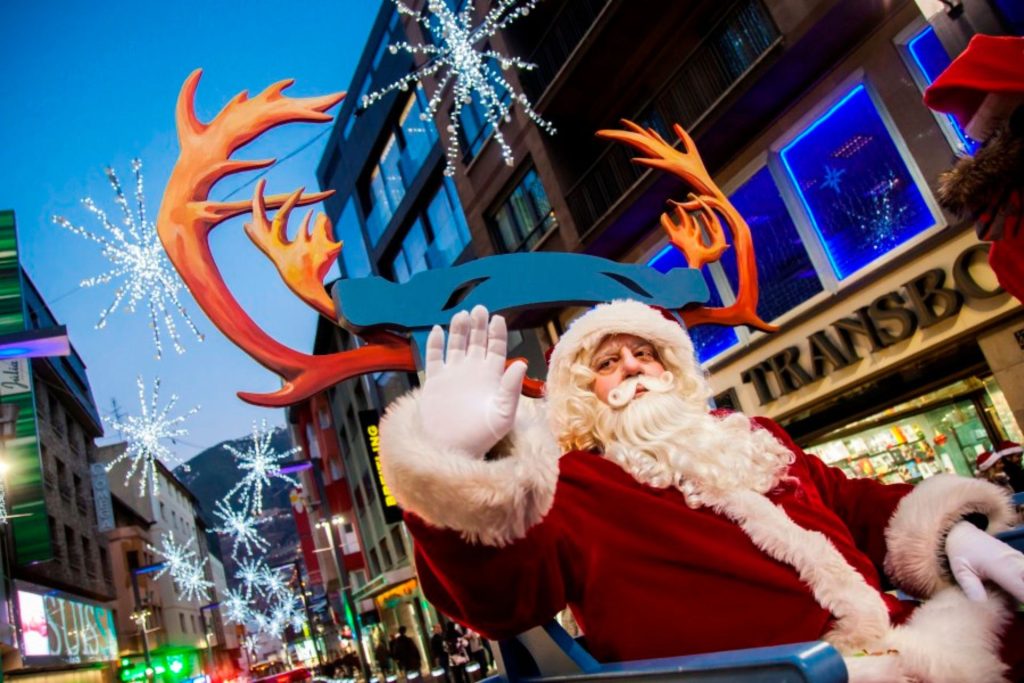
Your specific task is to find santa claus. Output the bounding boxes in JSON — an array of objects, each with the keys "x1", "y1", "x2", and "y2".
[{"x1": 380, "y1": 300, "x2": 1024, "y2": 682}]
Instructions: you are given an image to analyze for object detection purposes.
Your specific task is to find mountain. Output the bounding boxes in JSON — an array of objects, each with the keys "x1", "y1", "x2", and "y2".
[
  {"x1": 174, "y1": 428, "x2": 297, "y2": 525},
  {"x1": 174, "y1": 428, "x2": 304, "y2": 580}
]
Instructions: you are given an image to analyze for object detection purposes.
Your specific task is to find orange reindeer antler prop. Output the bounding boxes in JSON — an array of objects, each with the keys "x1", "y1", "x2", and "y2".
[
  {"x1": 597, "y1": 121, "x2": 777, "y2": 333},
  {"x1": 156, "y1": 70, "x2": 415, "y2": 407}
]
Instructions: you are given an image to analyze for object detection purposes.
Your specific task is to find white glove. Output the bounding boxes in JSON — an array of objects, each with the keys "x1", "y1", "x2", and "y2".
[
  {"x1": 945, "y1": 520, "x2": 1024, "y2": 603},
  {"x1": 418, "y1": 305, "x2": 528, "y2": 459}
]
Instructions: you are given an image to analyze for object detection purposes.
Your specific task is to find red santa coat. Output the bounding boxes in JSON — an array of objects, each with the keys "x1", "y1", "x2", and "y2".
[
  {"x1": 380, "y1": 396, "x2": 1018, "y2": 680},
  {"x1": 406, "y1": 417, "x2": 917, "y2": 662}
]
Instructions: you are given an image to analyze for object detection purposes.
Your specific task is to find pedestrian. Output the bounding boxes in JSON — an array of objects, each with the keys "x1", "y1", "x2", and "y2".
[
  {"x1": 374, "y1": 633, "x2": 392, "y2": 677},
  {"x1": 430, "y1": 623, "x2": 449, "y2": 681},
  {"x1": 391, "y1": 625, "x2": 422, "y2": 676},
  {"x1": 444, "y1": 623, "x2": 470, "y2": 683},
  {"x1": 465, "y1": 628, "x2": 487, "y2": 673}
]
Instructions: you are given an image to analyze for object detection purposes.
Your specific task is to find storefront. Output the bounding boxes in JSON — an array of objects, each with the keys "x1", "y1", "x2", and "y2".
[
  {"x1": 7, "y1": 581, "x2": 119, "y2": 682},
  {"x1": 708, "y1": 229, "x2": 1024, "y2": 486},
  {"x1": 355, "y1": 572, "x2": 438, "y2": 675}
]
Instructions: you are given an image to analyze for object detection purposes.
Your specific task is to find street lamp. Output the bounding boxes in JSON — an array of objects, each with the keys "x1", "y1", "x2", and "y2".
[{"x1": 130, "y1": 561, "x2": 168, "y2": 678}]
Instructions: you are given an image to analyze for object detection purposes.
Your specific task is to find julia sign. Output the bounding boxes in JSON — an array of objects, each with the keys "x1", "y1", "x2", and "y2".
[{"x1": 16, "y1": 584, "x2": 118, "y2": 665}]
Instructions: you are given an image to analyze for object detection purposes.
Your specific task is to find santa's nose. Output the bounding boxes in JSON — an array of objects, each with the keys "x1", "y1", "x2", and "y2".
[{"x1": 621, "y1": 349, "x2": 643, "y2": 374}]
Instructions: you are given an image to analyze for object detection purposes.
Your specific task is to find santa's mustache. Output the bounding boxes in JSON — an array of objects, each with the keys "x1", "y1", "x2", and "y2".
[{"x1": 606, "y1": 371, "x2": 676, "y2": 408}]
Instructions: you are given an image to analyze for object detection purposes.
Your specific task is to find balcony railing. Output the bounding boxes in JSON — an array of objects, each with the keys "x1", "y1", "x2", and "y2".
[
  {"x1": 519, "y1": 0, "x2": 612, "y2": 102},
  {"x1": 565, "y1": 0, "x2": 781, "y2": 237}
]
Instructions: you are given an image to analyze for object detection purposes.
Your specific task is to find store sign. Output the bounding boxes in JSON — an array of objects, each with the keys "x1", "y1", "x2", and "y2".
[
  {"x1": 90, "y1": 463, "x2": 115, "y2": 532},
  {"x1": 358, "y1": 410, "x2": 403, "y2": 524},
  {"x1": 741, "y1": 244, "x2": 1002, "y2": 405},
  {"x1": 16, "y1": 583, "x2": 118, "y2": 665},
  {"x1": 0, "y1": 210, "x2": 52, "y2": 565}
]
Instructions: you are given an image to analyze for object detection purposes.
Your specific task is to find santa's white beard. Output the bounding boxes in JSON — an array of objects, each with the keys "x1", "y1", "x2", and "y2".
[{"x1": 591, "y1": 386, "x2": 794, "y2": 508}]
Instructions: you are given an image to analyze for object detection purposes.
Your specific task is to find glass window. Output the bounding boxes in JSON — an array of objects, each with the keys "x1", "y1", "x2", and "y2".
[
  {"x1": 336, "y1": 199, "x2": 372, "y2": 279},
  {"x1": 490, "y1": 168, "x2": 558, "y2": 253},
  {"x1": 779, "y1": 84, "x2": 937, "y2": 280},
  {"x1": 904, "y1": 26, "x2": 978, "y2": 154},
  {"x1": 721, "y1": 167, "x2": 823, "y2": 321},
  {"x1": 391, "y1": 219, "x2": 430, "y2": 284},
  {"x1": 648, "y1": 245, "x2": 739, "y2": 363},
  {"x1": 425, "y1": 178, "x2": 471, "y2": 267},
  {"x1": 399, "y1": 88, "x2": 438, "y2": 180}
]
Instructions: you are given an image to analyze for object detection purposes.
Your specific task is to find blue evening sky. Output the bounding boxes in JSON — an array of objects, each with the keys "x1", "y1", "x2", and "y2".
[{"x1": 0, "y1": 0, "x2": 382, "y2": 460}]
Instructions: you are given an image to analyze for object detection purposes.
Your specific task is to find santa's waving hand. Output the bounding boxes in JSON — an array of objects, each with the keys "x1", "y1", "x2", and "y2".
[{"x1": 418, "y1": 305, "x2": 529, "y2": 460}]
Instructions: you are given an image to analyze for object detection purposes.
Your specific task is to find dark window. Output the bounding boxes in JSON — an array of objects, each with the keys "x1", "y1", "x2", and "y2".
[
  {"x1": 490, "y1": 167, "x2": 557, "y2": 253},
  {"x1": 720, "y1": 167, "x2": 823, "y2": 321},
  {"x1": 379, "y1": 539, "x2": 393, "y2": 570},
  {"x1": 368, "y1": 547, "x2": 380, "y2": 576},
  {"x1": 391, "y1": 526, "x2": 407, "y2": 560},
  {"x1": 362, "y1": 472, "x2": 376, "y2": 506}
]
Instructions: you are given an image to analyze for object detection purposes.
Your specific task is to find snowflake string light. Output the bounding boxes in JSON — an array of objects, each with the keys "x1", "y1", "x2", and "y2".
[
  {"x1": 53, "y1": 160, "x2": 203, "y2": 358},
  {"x1": 212, "y1": 498, "x2": 270, "y2": 560},
  {"x1": 221, "y1": 587, "x2": 253, "y2": 625},
  {"x1": 149, "y1": 532, "x2": 213, "y2": 603},
  {"x1": 362, "y1": 0, "x2": 555, "y2": 176},
  {"x1": 235, "y1": 558, "x2": 269, "y2": 598},
  {"x1": 259, "y1": 564, "x2": 291, "y2": 599},
  {"x1": 223, "y1": 421, "x2": 301, "y2": 516},
  {"x1": 105, "y1": 377, "x2": 199, "y2": 496}
]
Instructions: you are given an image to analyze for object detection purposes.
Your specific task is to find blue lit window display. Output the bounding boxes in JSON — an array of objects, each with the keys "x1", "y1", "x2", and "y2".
[
  {"x1": 647, "y1": 246, "x2": 738, "y2": 363},
  {"x1": 720, "y1": 167, "x2": 822, "y2": 322},
  {"x1": 906, "y1": 26, "x2": 978, "y2": 154},
  {"x1": 779, "y1": 84, "x2": 936, "y2": 280}
]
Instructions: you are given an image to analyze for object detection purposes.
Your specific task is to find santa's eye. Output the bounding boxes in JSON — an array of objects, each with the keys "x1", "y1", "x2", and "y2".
[
  {"x1": 634, "y1": 346, "x2": 656, "y2": 360},
  {"x1": 594, "y1": 356, "x2": 617, "y2": 372}
]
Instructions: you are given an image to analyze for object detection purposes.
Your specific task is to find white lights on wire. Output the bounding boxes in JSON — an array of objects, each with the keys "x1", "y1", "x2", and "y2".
[
  {"x1": 223, "y1": 421, "x2": 301, "y2": 516},
  {"x1": 362, "y1": 0, "x2": 555, "y2": 176},
  {"x1": 53, "y1": 159, "x2": 203, "y2": 359},
  {"x1": 105, "y1": 376, "x2": 199, "y2": 497},
  {"x1": 211, "y1": 498, "x2": 270, "y2": 560},
  {"x1": 150, "y1": 532, "x2": 213, "y2": 603}
]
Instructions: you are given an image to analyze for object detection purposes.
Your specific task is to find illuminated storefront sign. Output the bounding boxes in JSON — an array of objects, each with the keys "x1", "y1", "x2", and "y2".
[
  {"x1": 740, "y1": 244, "x2": 1003, "y2": 405},
  {"x1": 359, "y1": 410, "x2": 403, "y2": 524},
  {"x1": 16, "y1": 583, "x2": 118, "y2": 665}
]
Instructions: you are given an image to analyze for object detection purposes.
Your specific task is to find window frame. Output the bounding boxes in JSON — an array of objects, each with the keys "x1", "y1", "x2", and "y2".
[
  {"x1": 487, "y1": 163, "x2": 559, "y2": 254},
  {"x1": 767, "y1": 72, "x2": 945, "y2": 287}
]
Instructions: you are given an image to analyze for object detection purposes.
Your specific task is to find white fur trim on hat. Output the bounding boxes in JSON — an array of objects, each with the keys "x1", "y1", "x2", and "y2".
[
  {"x1": 883, "y1": 474, "x2": 1015, "y2": 598},
  {"x1": 545, "y1": 299, "x2": 702, "y2": 402},
  {"x1": 379, "y1": 392, "x2": 561, "y2": 547}
]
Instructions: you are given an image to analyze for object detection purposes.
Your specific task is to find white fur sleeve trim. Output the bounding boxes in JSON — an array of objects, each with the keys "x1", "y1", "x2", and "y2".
[
  {"x1": 379, "y1": 391, "x2": 561, "y2": 547},
  {"x1": 883, "y1": 474, "x2": 1015, "y2": 597}
]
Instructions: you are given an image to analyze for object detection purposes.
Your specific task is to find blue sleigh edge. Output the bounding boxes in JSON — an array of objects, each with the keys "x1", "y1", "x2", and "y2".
[{"x1": 332, "y1": 254, "x2": 1024, "y2": 683}]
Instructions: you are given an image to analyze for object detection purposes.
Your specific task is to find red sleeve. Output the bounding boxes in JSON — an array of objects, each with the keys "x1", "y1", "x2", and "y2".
[
  {"x1": 405, "y1": 509, "x2": 571, "y2": 640},
  {"x1": 753, "y1": 417, "x2": 913, "y2": 572}
]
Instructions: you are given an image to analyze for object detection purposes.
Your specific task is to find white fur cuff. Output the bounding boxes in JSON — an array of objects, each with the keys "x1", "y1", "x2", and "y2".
[
  {"x1": 379, "y1": 392, "x2": 561, "y2": 547},
  {"x1": 883, "y1": 474, "x2": 1015, "y2": 597}
]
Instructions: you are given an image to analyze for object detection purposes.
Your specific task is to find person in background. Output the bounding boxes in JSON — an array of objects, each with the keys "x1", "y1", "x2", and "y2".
[
  {"x1": 374, "y1": 633, "x2": 392, "y2": 677},
  {"x1": 430, "y1": 623, "x2": 449, "y2": 682},
  {"x1": 391, "y1": 625, "x2": 422, "y2": 676},
  {"x1": 444, "y1": 622, "x2": 470, "y2": 683}
]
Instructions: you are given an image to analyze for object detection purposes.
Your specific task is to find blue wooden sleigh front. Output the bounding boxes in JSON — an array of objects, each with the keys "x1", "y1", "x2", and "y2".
[{"x1": 333, "y1": 254, "x2": 1024, "y2": 683}]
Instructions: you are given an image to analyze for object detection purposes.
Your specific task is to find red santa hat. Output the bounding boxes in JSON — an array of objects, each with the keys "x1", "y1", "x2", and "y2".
[
  {"x1": 976, "y1": 440, "x2": 1023, "y2": 471},
  {"x1": 924, "y1": 34, "x2": 1024, "y2": 140},
  {"x1": 544, "y1": 299, "x2": 705, "y2": 405}
]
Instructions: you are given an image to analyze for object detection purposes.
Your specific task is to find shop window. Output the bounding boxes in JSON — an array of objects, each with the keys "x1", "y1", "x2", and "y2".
[
  {"x1": 490, "y1": 167, "x2": 558, "y2": 253},
  {"x1": 647, "y1": 245, "x2": 739, "y2": 364},
  {"x1": 899, "y1": 25, "x2": 978, "y2": 154},
  {"x1": 336, "y1": 199, "x2": 372, "y2": 279},
  {"x1": 778, "y1": 83, "x2": 937, "y2": 280},
  {"x1": 721, "y1": 167, "x2": 823, "y2": 322}
]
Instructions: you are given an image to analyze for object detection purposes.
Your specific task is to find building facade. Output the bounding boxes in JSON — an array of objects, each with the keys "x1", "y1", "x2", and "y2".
[
  {"x1": 1, "y1": 267, "x2": 119, "y2": 682},
  {"x1": 102, "y1": 445, "x2": 226, "y2": 681}
]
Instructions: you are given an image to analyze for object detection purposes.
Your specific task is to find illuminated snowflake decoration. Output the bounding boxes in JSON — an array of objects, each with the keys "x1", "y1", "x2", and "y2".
[
  {"x1": 821, "y1": 165, "x2": 846, "y2": 194},
  {"x1": 235, "y1": 558, "x2": 268, "y2": 598},
  {"x1": 223, "y1": 421, "x2": 301, "y2": 515},
  {"x1": 105, "y1": 377, "x2": 199, "y2": 497},
  {"x1": 362, "y1": 0, "x2": 555, "y2": 176},
  {"x1": 52, "y1": 160, "x2": 203, "y2": 359},
  {"x1": 212, "y1": 498, "x2": 270, "y2": 560},
  {"x1": 259, "y1": 564, "x2": 291, "y2": 599},
  {"x1": 149, "y1": 532, "x2": 213, "y2": 603},
  {"x1": 221, "y1": 587, "x2": 253, "y2": 625}
]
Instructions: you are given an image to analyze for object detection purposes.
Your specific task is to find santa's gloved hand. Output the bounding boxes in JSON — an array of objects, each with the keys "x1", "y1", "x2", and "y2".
[
  {"x1": 945, "y1": 520, "x2": 1024, "y2": 603},
  {"x1": 418, "y1": 305, "x2": 528, "y2": 459}
]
